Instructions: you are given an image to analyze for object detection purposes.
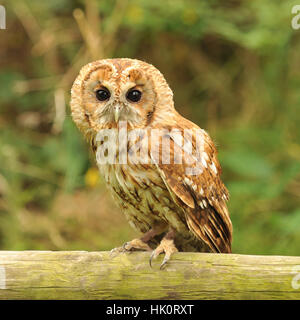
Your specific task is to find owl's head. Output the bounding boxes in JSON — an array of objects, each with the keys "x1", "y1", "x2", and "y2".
[{"x1": 70, "y1": 58, "x2": 175, "y2": 140}]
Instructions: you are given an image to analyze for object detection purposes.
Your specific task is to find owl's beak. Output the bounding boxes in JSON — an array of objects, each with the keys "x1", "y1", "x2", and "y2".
[{"x1": 114, "y1": 105, "x2": 121, "y2": 122}]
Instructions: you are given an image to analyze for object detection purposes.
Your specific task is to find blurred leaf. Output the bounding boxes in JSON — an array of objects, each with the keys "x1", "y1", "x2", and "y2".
[
  {"x1": 221, "y1": 149, "x2": 273, "y2": 179},
  {"x1": 0, "y1": 71, "x2": 25, "y2": 104},
  {"x1": 61, "y1": 117, "x2": 89, "y2": 192}
]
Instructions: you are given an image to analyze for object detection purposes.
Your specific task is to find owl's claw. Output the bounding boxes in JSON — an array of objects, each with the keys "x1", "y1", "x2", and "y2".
[
  {"x1": 110, "y1": 238, "x2": 152, "y2": 258},
  {"x1": 160, "y1": 255, "x2": 171, "y2": 270},
  {"x1": 149, "y1": 250, "x2": 158, "y2": 268},
  {"x1": 149, "y1": 236, "x2": 178, "y2": 269}
]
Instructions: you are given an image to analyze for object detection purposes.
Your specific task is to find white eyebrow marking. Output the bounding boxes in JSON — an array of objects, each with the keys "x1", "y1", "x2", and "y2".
[{"x1": 120, "y1": 63, "x2": 140, "y2": 77}]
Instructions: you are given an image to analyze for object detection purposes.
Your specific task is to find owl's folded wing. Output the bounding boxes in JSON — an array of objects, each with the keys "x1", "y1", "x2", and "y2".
[{"x1": 150, "y1": 128, "x2": 232, "y2": 253}]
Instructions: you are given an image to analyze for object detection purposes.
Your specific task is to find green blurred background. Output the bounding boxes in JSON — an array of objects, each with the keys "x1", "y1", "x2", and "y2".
[{"x1": 0, "y1": 0, "x2": 299, "y2": 255}]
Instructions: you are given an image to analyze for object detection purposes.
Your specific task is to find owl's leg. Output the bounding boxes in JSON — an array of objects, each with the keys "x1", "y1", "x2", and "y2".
[
  {"x1": 149, "y1": 229, "x2": 178, "y2": 269},
  {"x1": 110, "y1": 223, "x2": 167, "y2": 256}
]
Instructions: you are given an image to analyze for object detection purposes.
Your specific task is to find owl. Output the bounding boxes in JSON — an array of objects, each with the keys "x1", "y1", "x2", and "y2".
[{"x1": 70, "y1": 58, "x2": 232, "y2": 268}]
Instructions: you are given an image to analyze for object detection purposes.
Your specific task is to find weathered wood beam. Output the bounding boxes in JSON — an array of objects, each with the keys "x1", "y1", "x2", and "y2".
[{"x1": 0, "y1": 251, "x2": 299, "y2": 299}]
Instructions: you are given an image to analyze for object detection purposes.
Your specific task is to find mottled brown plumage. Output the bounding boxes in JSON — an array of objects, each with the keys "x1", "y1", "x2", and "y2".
[{"x1": 70, "y1": 58, "x2": 232, "y2": 267}]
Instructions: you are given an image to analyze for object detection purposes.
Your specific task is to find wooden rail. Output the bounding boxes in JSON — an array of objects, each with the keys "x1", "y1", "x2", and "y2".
[{"x1": 0, "y1": 251, "x2": 299, "y2": 299}]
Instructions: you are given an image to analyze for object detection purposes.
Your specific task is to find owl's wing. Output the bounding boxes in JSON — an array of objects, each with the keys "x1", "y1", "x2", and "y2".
[{"x1": 150, "y1": 127, "x2": 232, "y2": 253}]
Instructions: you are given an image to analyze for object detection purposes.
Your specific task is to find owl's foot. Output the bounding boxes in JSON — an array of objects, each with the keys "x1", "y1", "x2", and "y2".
[
  {"x1": 149, "y1": 230, "x2": 178, "y2": 269},
  {"x1": 110, "y1": 224, "x2": 168, "y2": 258},
  {"x1": 110, "y1": 238, "x2": 152, "y2": 257},
  {"x1": 123, "y1": 238, "x2": 152, "y2": 251}
]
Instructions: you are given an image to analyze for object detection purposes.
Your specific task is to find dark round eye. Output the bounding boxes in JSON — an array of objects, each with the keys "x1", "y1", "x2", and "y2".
[
  {"x1": 95, "y1": 88, "x2": 110, "y2": 101},
  {"x1": 126, "y1": 89, "x2": 142, "y2": 102}
]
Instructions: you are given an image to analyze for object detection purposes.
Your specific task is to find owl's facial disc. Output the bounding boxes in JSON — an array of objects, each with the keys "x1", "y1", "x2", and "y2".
[{"x1": 81, "y1": 64, "x2": 157, "y2": 128}]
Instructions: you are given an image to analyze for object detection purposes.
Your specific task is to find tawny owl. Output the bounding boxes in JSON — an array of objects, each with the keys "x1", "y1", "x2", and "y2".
[{"x1": 70, "y1": 58, "x2": 232, "y2": 268}]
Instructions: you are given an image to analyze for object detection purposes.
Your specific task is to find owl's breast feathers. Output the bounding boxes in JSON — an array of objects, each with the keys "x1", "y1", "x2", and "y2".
[{"x1": 93, "y1": 116, "x2": 232, "y2": 254}]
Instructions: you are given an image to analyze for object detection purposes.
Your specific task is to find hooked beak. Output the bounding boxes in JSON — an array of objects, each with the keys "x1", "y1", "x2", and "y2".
[{"x1": 114, "y1": 105, "x2": 120, "y2": 122}]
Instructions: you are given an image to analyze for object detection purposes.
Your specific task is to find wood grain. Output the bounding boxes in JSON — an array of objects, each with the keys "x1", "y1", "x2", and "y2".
[{"x1": 0, "y1": 251, "x2": 299, "y2": 299}]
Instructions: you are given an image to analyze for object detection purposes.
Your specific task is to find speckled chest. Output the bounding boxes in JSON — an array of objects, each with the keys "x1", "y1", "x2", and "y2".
[{"x1": 97, "y1": 161, "x2": 187, "y2": 234}]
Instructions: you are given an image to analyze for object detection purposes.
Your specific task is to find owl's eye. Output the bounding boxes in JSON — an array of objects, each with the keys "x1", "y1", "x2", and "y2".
[
  {"x1": 95, "y1": 88, "x2": 111, "y2": 101},
  {"x1": 126, "y1": 89, "x2": 142, "y2": 102}
]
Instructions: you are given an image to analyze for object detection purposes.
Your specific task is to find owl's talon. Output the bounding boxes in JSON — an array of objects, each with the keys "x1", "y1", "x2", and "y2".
[
  {"x1": 149, "y1": 251, "x2": 159, "y2": 268},
  {"x1": 149, "y1": 235, "x2": 178, "y2": 269},
  {"x1": 160, "y1": 257, "x2": 169, "y2": 270}
]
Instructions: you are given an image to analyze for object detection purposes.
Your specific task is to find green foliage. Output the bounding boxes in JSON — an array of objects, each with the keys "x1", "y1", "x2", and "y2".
[{"x1": 0, "y1": 0, "x2": 299, "y2": 255}]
